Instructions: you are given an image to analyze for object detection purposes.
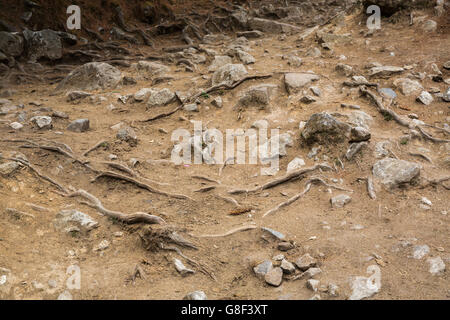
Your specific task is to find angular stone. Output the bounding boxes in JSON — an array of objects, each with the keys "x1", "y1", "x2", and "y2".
[
  {"x1": 416, "y1": 91, "x2": 433, "y2": 105},
  {"x1": 393, "y1": 78, "x2": 423, "y2": 96},
  {"x1": 56, "y1": 62, "x2": 122, "y2": 92},
  {"x1": 183, "y1": 291, "x2": 207, "y2": 300},
  {"x1": 54, "y1": 209, "x2": 99, "y2": 233},
  {"x1": 0, "y1": 31, "x2": 24, "y2": 57},
  {"x1": 301, "y1": 112, "x2": 350, "y2": 145},
  {"x1": 67, "y1": 119, "x2": 89, "y2": 132},
  {"x1": 412, "y1": 245, "x2": 430, "y2": 259},
  {"x1": 265, "y1": 267, "x2": 283, "y2": 287},
  {"x1": 248, "y1": 17, "x2": 302, "y2": 34},
  {"x1": 372, "y1": 158, "x2": 420, "y2": 189},
  {"x1": 208, "y1": 55, "x2": 232, "y2": 72},
  {"x1": 350, "y1": 126, "x2": 371, "y2": 142},
  {"x1": 278, "y1": 242, "x2": 295, "y2": 251},
  {"x1": 284, "y1": 73, "x2": 320, "y2": 95},
  {"x1": 10, "y1": 122, "x2": 23, "y2": 130},
  {"x1": 443, "y1": 87, "x2": 450, "y2": 102},
  {"x1": 236, "y1": 50, "x2": 255, "y2": 64},
  {"x1": 253, "y1": 260, "x2": 273, "y2": 279},
  {"x1": 147, "y1": 88, "x2": 175, "y2": 107},
  {"x1": 135, "y1": 61, "x2": 169, "y2": 78},
  {"x1": 183, "y1": 103, "x2": 198, "y2": 112},
  {"x1": 349, "y1": 275, "x2": 380, "y2": 300},
  {"x1": 211, "y1": 96, "x2": 223, "y2": 108},
  {"x1": 346, "y1": 141, "x2": 368, "y2": 161},
  {"x1": 211, "y1": 64, "x2": 247, "y2": 86},
  {"x1": 302, "y1": 267, "x2": 322, "y2": 279},
  {"x1": 236, "y1": 30, "x2": 264, "y2": 39},
  {"x1": 117, "y1": 127, "x2": 138, "y2": 146},
  {"x1": 22, "y1": 29, "x2": 62, "y2": 62},
  {"x1": 331, "y1": 194, "x2": 352, "y2": 208},
  {"x1": 174, "y1": 258, "x2": 195, "y2": 276},
  {"x1": 134, "y1": 88, "x2": 153, "y2": 102},
  {"x1": 30, "y1": 116, "x2": 52, "y2": 129},
  {"x1": 280, "y1": 259, "x2": 296, "y2": 274},
  {"x1": 295, "y1": 253, "x2": 317, "y2": 271},
  {"x1": 368, "y1": 66, "x2": 404, "y2": 78},
  {"x1": 306, "y1": 279, "x2": 320, "y2": 292},
  {"x1": 66, "y1": 91, "x2": 91, "y2": 102},
  {"x1": 287, "y1": 157, "x2": 305, "y2": 172},
  {"x1": 261, "y1": 227, "x2": 285, "y2": 240},
  {"x1": 335, "y1": 63, "x2": 353, "y2": 76},
  {"x1": 427, "y1": 256, "x2": 446, "y2": 275},
  {"x1": 0, "y1": 161, "x2": 20, "y2": 177}
]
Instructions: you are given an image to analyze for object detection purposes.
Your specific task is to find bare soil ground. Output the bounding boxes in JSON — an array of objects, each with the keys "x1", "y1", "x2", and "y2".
[{"x1": 0, "y1": 2, "x2": 449, "y2": 300}]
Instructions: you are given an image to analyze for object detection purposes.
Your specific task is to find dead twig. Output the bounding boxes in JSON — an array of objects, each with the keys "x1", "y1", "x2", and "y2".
[{"x1": 192, "y1": 224, "x2": 257, "y2": 238}]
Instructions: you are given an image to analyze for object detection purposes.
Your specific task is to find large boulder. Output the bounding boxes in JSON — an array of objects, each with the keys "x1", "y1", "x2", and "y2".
[
  {"x1": 301, "y1": 112, "x2": 351, "y2": 145},
  {"x1": 284, "y1": 73, "x2": 320, "y2": 95},
  {"x1": 211, "y1": 64, "x2": 247, "y2": 86},
  {"x1": 22, "y1": 29, "x2": 62, "y2": 62},
  {"x1": 248, "y1": 18, "x2": 302, "y2": 34},
  {"x1": 55, "y1": 62, "x2": 122, "y2": 92},
  {"x1": 372, "y1": 158, "x2": 421, "y2": 189},
  {"x1": 0, "y1": 31, "x2": 24, "y2": 57}
]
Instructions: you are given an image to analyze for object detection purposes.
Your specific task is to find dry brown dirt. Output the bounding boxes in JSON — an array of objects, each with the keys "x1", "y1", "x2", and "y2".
[{"x1": 0, "y1": 2, "x2": 449, "y2": 300}]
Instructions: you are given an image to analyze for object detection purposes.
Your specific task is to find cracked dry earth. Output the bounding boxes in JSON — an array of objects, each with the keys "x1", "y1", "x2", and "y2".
[{"x1": 0, "y1": 8, "x2": 449, "y2": 300}]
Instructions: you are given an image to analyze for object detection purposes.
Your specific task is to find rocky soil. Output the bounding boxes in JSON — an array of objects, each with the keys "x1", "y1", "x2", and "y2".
[{"x1": 0, "y1": 0, "x2": 449, "y2": 300}]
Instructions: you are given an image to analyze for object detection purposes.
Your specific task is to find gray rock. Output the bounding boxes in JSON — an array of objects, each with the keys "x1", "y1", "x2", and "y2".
[
  {"x1": 183, "y1": 291, "x2": 207, "y2": 300},
  {"x1": 412, "y1": 245, "x2": 430, "y2": 259},
  {"x1": 211, "y1": 96, "x2": 223, "y2": 108},
  {"x1": 22, "y1": 29, "x2": 62, "y2": 62},
  {"x1": 237, "y1": 85, "x2": 273, "y2": 109},
  {"x1": 183, "y1": 103, "x2": 198, "y2": 112},
  {"x1": 306, "y1": 279, "x2": 320, "y2": 292},
  {"x1": 335, "y1": 63, "x2": 353, "y2": 77},
  {"x1": 300, "y1": 95, "x2": 316, "y2": 104},
  {"x1": 30, "y1": 116, "x2": 52, "y2": 129},
  {"x1": 66, "y1": 91, "x2": 91, "y2": 102},
  {"x1": 278, "y1": 242, "x2": 294, "y2": 251},
  {"x1": 393, "y1": 78, "x2": 423, "y2": 96},
  {"x1": 310, "y1": 86, "x2": 321, "y2": 97},
  {"x1": 174, "y1": 258, "x2": 195, "y2": 276},
  {"x1": 372, "y1": 158, "x2": 420, "y2": 189},
  {"x1": 348, "y1": 111, "x2": 373, "y2": 130},
  {"x1": 280, "y1": 259, "x2": 296, "y2": 274},
  {"x1": 287, "y1": 157, "x2": 305, "y2": 172},
  {"x1": 416, "y1": 91, "x2": 434, "y2": 105},
  {"x1": 368, "y1": 66, "x2": 404, "y2": 78},
  {"x1": 331, "y1": 194, "x2": 352, "y2": 208},
  {"x1": 379, "y1": 88, "x2": 397, "y2": 100},
  {"x1": 236, "y1": 50, "x2": 255, "y2": 65},
  {"x1": 350, "y1": 126, "x2": 371, "y2": 142},
  {"x1": 346, "y1": 142, "x2": 368, "y2": 161},
  {"x1": 286, "y1": 55, "x2": 302, "y2": 67},
  {"x1": 56, "y1": 62, "x2": 122, "y2": 92},
  {"x1": 422, "y1": 20, "x2": 437, "y2": 32},
  {"x1": 10, "y1": 122, "x2": 23, "y2": 130},
  {"x1": 248, "y1": 17, "x2": 302, "y2": 34},
  {"x1": 117, "y1": 127, "x2": 138, "y2": 146},
  {"x1": 135, "y1": 61, "x2": 169, "y2": 78},
  {"x1": 134, "y1": 88, "x2": 153, "y2": 102},
  {"x1": 443, "y1": 87, "x2": 450, "y2": 102},
  {"x1": 0, "y1": 31, "x2": 24, "y2": 57},
  {"x1": 208, "y1": 55, "x2": 232, "y2": 72},
  {"x1": 295, "y1": 253, "x2": 317, "y2": 271},
  {"x1": 212, "y1": 64, "x2": 247, "y2": 86},
  {"x1": 93, "y1": 240, "x2": 110, "y2": 251},
  {"x1": 302, "y1": 267, "x2": 322, "y2": 279},
  {"x1": 0, "y1": 161, "x2": 20, "y2": 177},
  {"x1": 265, "y1": 267, "x2": 283, "y2": 286},
  {"x1": 67, "y1": 119, "x2": 89, "y2": 132},
  {"x1": 54, "y1": 209, "x2": 99, "y2": 233},
  {"x1": 427, "y1": 256, "x2": 446, "y2": 275},
  {"x1": 284, "y1": 73, "x2": 320, "y2": 95},
  {"x1": 328, "y1": 283, "x2": 339, "y2": 297},
  {"x1": 261, "y1": 227, "x2": 285, "y2": 240},
  {"x1": 56, "y1": 31, "x2": 77, "y2": 45},
  {"x1": 349, "y1": 275, "x2": 380, "y2": 300},
  {"x1": 301, "y1": 112, "x2": 350, "y2": 145},
  {"x1": 253, "y1": 260, "x2": 273, "y2": 279},
  {"x1": 147, "y1": 88, "x2": 175, "y2": 107}
]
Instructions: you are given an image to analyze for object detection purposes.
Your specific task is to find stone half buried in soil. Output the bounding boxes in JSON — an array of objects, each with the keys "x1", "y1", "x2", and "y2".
[
  {"x1": 301, "y1": 112, "x2": 351, "y2": 145},
  {"x1": 284, "y1": 72, "x2": 320, "y2": 95},
  {"x1": 372, "y1": 158, "x2": 421, "y2": 189},
  {"x1": 54, "y1": 209, "x2": 99, "y2": 233},
  {"x1": 55, "y1": 62, "x2": 122, "y2": 92},
  {"x1": 264, "y1": 267, "x2": 283, "y2": 287}
]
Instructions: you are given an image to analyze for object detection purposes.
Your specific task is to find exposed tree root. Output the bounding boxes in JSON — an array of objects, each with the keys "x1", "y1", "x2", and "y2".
[
  {"x1": 192, "y1": 224, "x2": 257, "y2": 238},
  {"x1": 357, "y1": 177, "x2": 377, "y2": 200},
  {"x1": 262, "y1": 177, "x2": 350, "y2": 217},
  {"x1": 91, "y1": 170, "x2": 192, "y2": 200},
  {"x1": 82, "y1": 140, "x2": 108, "y2": 157},
  {"x1": 62, "y1": 189, "x2": 165, "y2": 225},
  {"x1": 228, "y1": 163, "x2": 333, "y2": 194}
]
